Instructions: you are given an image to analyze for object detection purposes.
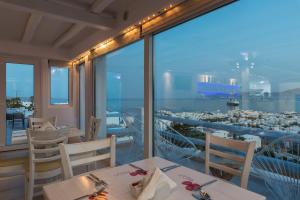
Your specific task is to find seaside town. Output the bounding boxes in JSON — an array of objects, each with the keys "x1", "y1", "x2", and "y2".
[{"x1": 158, "y1": 109, "x2": 300, "y2": 150}]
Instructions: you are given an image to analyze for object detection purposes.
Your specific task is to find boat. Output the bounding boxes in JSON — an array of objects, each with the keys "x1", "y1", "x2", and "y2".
[{"x1": 227, "y1": 98, "x2": 240, "y2": 106}]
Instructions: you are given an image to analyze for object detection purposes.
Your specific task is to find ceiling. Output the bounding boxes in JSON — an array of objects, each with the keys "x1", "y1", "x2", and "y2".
[{"x1": 0, "y1": 0, "x2": 184, "y2": 61}]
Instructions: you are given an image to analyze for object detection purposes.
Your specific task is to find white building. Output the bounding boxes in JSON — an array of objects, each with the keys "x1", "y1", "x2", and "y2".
[
  {"x1": 242, "y1": 134, "x2": 262, "y2": 149},
  {"x1": 212, "y1": 130, "x2": 231, "y2": 139}
]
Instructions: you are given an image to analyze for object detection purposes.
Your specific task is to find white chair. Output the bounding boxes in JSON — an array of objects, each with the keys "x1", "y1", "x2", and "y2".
[
  {"x1": 26, "y1": 129, "x2": 67, "y2": 200},
  {"x1": 59, "y1": 135, "x2": 116, "y2": 179},
  {"x1": 253, "y1": 135, "x2": 300, "y2": 200},
  {"x1": 205, "y1": 134, "x2": 255, "y2": 189}
]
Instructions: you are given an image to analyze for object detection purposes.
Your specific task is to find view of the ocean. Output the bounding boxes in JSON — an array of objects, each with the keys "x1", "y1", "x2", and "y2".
[{"x1": 107, "y1": 94, "x2": 299, "y2": 114}]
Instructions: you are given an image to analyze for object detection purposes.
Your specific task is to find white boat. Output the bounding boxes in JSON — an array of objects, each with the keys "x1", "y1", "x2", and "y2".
[{"x1": 227, "y1": 99, "x2": 240, "y2": 106}]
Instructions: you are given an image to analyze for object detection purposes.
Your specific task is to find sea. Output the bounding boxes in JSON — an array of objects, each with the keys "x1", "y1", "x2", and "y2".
[{"x1": 107, "y1": 94, "x2": 300, "y2": 114}]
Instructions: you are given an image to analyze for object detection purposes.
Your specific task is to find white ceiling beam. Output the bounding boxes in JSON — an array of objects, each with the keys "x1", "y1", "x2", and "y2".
[
  {"x1": 0, "y1": 40, "x2": 71, "y2": 60},
  {"x1": 0, "y1": 0, "x2": 115, "y2": 30},
  {"x1": 50, "y1": 0, "x2": 89, "y2": 10},
  {"x1": 71, "y1": 0, "x2": 185, "y2": 57},
  {"x1": 50, "y1": 0, "x2": 115, "y2": 19},
  {"x1": 52, "y1": 0, "x2": 115, "y2": 48},
  {"x1": 90, "y1": 0, "x2": 115, "y2": 13},
  {"x1": 53, "y1": 24, "x2": 85, "y2": 48},
  {"x1": 22, "y1": 14, "x2": 42, "y2": 43}
]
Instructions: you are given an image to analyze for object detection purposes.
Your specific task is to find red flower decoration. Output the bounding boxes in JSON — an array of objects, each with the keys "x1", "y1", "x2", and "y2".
[
  {"x1": 182, "y1": 181, "x2": 200, "y2": 191},
  {"x1": 129, "y1": 169, "x2": 148, "y2": 176}
]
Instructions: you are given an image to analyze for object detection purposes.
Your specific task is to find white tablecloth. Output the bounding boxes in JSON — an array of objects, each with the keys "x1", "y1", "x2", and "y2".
[{"x1": 43, "y1": 157, "x2": 265, "y2": 200}]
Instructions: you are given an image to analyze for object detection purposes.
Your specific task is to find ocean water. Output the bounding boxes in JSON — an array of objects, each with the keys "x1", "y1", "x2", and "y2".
[{"x1": 107, "y1": 94, "x2": 299, "y2": 115}]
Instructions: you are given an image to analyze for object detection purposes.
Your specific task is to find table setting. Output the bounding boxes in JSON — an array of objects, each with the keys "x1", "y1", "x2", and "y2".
[{"x1": 43, "y1": 157, "x2": 265, "y2": 200}]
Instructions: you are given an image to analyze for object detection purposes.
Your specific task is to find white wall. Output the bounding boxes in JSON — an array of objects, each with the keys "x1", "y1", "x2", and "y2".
[{"x1": 40, "y1": 58, "x2": 77, "y2": 127}]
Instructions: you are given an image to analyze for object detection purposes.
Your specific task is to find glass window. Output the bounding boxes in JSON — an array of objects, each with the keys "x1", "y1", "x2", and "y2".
[
  {"x1": 50, "y1": 67, "x2": 69, "y2": 105},
  {"x1": 153, "y1": 0, "x2": 300, "y2": 196},
  {"x1": 95, "y1": 40, "x2": 144, "y2": 164},
  {"x1": 6, "y1": 63, "x2": 34, "y2": 145}
]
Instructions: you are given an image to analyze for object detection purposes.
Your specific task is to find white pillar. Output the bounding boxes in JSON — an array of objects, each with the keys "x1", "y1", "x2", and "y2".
[
  {"x1": 0, "y1": 60, "x2": 6, "y2": 146},
  {"x1": 94, "y1": 57, "x2": 107, "y2": 139},
  {"x1": 144, "y1": 35, "x2": 153, "y2": 158}
]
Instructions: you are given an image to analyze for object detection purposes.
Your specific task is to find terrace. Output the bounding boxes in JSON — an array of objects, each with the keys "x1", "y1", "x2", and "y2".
[{"x1": 0, "y1": 0, "x2": 299, "y2": 200}]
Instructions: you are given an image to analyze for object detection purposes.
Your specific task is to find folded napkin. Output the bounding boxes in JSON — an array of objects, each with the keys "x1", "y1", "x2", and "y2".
[
  {"x1": 137, "y1": 167, "x2": 177, "y2": 200},
  {"x1": 38, "y1": 121, "x2": 56, "y2": 131}
]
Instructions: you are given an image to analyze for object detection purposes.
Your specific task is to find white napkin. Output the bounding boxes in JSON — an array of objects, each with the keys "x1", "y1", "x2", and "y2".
[
  {"x1": 38, "y1": 121, "x2": 56, "y2": 131},
  {"x1": 137, "y1": 167, "x2": 177, "y2": 200}
]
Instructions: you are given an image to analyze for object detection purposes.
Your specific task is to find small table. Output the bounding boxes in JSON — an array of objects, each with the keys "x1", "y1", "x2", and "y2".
[{"x1": 43, "y1": 157, "x2": 265, "y2": 200}]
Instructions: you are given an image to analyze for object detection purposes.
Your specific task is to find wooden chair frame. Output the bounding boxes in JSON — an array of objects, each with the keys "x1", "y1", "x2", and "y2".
[
  {"x1": 59, "y1": 135, "x2": 116, "y2": 179},
  {"x1": 205, "y1": 134, "x2": 256, "y2": 189},
  {"x1": 27, "y1": 129, "x2": 67, "y2": 200}
]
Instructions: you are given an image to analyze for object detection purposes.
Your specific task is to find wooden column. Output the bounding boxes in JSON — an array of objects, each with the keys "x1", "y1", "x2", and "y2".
[{"x1": 84, "y1": 56, "x2": 94, "y2": 134}]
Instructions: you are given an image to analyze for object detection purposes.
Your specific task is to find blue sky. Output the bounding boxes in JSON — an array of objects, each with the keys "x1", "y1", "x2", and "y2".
[
  {"x1": 154, "y1": 0, "x2": 300, "y2": 90},
  {"x1": 104, "y1": 0, "x2": 300, "y2": 100},
  {"x1": 6, "y1": 64, "x2": 68, "y2": 102},
  {"x1": 7, "y1": 0, "x2": 300, "y2": 99},
  {"x1": 6, "y1": 63, "x2": 34, "y2": 98}
]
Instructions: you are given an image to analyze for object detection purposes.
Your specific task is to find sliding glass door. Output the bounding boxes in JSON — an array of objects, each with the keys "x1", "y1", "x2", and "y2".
[
  {"x1": 6, "y1": 63, "x2": 34, "y2": 145},
  {"x1": 94, "y1": 40, "x2": 144, "y2": 164}
]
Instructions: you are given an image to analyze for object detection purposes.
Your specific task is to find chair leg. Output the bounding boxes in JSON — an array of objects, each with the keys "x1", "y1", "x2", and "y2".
[
  {"x1": 24, "y1": 176, "x2": 28, "y2": 200},
  {"x1": 27, "y1": 176, "x2": 33, "y2": 200}
]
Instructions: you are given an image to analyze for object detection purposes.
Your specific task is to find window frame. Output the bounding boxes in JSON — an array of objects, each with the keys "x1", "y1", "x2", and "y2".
[
  {"x1": 0, "y1": 56, "x2": 40, "y2": 150},
  {"x1": 49, "y1": 66, "x2": 71, "y2": 106}
]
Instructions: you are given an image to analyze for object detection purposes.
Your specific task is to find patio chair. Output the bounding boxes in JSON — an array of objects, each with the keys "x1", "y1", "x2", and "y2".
[
  {"x1": 13, "y1": 112, "x2": 25, "y2": 129},
  {"x1": 59, "y1": 135, "x2": 116, "y2": 179},
  {"x1": 114, "y1": 113, "x2": 145, "y2": 164},
  {"x1": 154, "y1": 118, "x2": 201, "y2": 165},
  {"x1": 252, "y1": 135, "x2": 300, "y2": 200},
  {"x1": 205, "y1": 134, "x2": 256, "y2": 189},
  {"x1": 6, "y1": 113, "x2": 13, "y2": 126}
]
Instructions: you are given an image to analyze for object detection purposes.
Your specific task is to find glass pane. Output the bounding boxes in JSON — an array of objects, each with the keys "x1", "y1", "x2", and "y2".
[
  {"x1": 50, "y1": 67, "x2": 69, "y2": 105},
  {"x1": 79, "y1": 64, "x2": 85, "y2": 131},
  {"x1": 6, "y1": 63, "x2": 34, "y2": 145},
  {"x1": 153, "y1": 0, "x2": 300, "y2": 197},
  {"x1": 95, "y1": 40, "x2": 144, "y2": 164}
]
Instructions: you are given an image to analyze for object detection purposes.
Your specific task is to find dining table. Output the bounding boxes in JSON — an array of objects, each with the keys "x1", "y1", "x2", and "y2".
[{"x1": 43, "y1": 157, "x2": 266, "y2": 200}]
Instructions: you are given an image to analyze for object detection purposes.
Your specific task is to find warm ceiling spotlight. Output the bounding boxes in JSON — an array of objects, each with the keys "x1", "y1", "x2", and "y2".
[
  {"x1": 170, "y1": 4, "x2": 173, "y2": 8},
  {"x1": 164, "y1": 8, "x2": 167, "y2": 11}
]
